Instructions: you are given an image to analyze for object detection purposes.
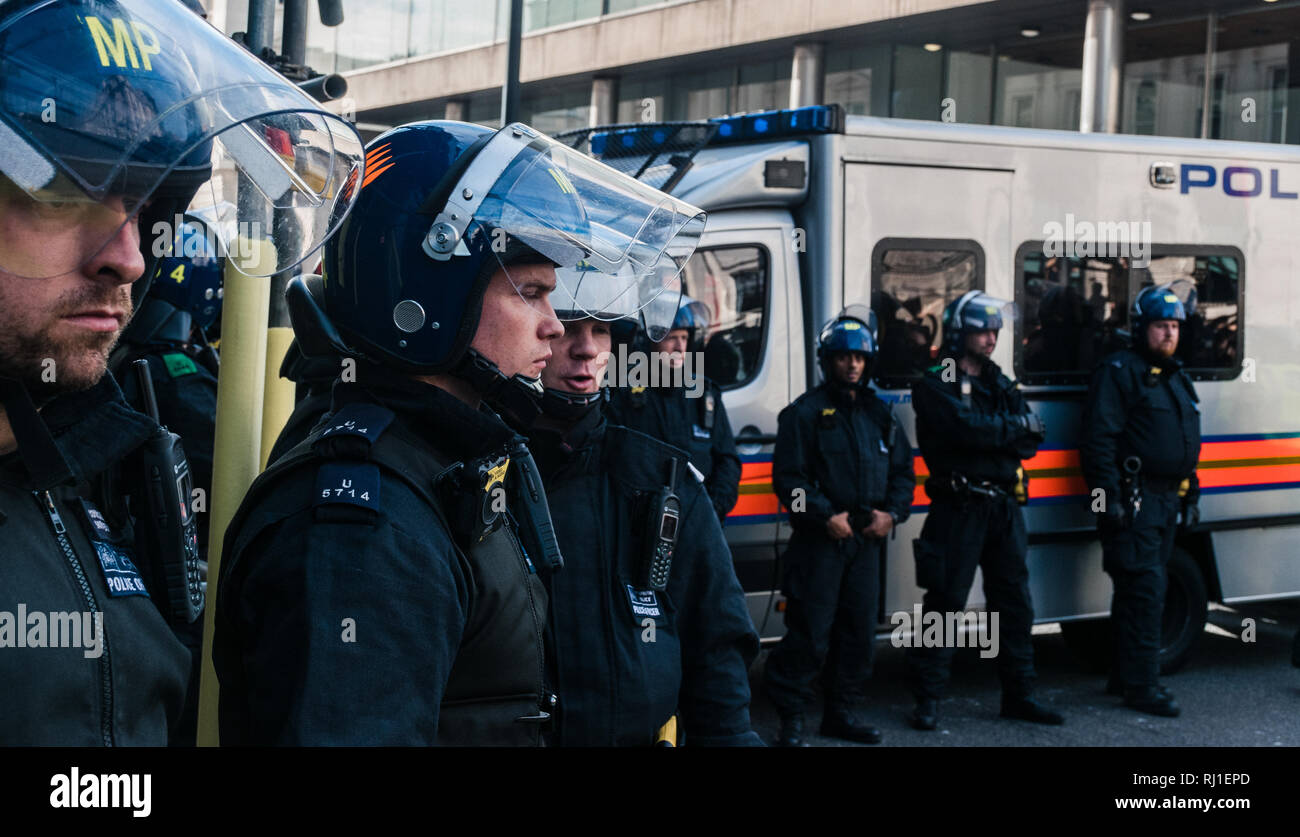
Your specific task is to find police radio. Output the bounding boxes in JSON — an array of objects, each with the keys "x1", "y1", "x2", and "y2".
[
  {"x1": 639, "y1": 459, "x2": 681, "y2": 592},
  {"x1": 507, "y1": 438, "x2": 565, "y2": 574},
  {"x1": 130, "y1": 360, "x2": 204, "y2": 625}
]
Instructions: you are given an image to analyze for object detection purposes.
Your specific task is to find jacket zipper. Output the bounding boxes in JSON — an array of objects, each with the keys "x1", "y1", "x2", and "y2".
[{"x1": 37, "y1": 490, "x2": 114, "y2": 747}]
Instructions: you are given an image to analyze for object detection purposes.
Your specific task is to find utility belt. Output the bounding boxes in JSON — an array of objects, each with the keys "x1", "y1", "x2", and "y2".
[
  {"x1": 1139, "y1": 474, "x2": 1186, "y2": 494},
  {"x1": 930, "y1": 473, "x2": 1017, "y2": 503}
]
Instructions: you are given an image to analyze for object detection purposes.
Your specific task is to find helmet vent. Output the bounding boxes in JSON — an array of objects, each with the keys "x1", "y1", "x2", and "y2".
[{"x1": 393, "y1": 300, "x2": 426, "y2": 333}]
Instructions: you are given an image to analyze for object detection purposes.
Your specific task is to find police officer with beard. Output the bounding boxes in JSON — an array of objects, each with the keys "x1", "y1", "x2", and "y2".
[
  {"x1": 1081, "y1": 283, "x2": 1201, "y2": 718},
  {"x1": 213, "y1": 120, "x2": 706, "y2": 744},
  {"x1": 763, "y1": 307, "x2": 914, "y2": 746},
  {"x1": 514, "y1": 283, "x2": 762, "y2": 746},
  {"x1": 608, "y1": 298, "x2": 742, "y2": 523},
  {"x1": 0, "y1": 0, "x2": 362, "y2": 744},
  {"x1": 906, "y1": 291, "x2": 1063, "y2": 731}
]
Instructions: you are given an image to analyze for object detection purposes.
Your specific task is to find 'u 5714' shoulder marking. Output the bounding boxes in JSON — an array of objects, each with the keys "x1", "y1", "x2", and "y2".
[{"x1": 314, "y1": 463, "x2": 380, "y2": 511}]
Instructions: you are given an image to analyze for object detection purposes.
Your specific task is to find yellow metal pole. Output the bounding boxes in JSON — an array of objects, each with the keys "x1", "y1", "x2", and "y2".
[
  {"x1": 260, "y1": 272, "x2": 296, "y2": 470},
  {"x1": 196, "y1": 239, "x2": 275, "y2": 747}
]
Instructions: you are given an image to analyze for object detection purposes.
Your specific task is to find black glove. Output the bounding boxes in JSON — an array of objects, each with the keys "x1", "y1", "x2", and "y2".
[
  {"x1": 1180, "y1": 500, "x2": 1200, "y2": 530},
  {"x1": 1097, "y1": 499, "x2": 1127, "y2": 531},
  {"x1": 1014, "y1": 412, "x2": 1046, "y2": 440}
]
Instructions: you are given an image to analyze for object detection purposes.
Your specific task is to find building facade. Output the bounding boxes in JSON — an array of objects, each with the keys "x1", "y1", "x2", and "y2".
[{"x1": 212, "y1": 0, "x2": 1299, "y2": 144}]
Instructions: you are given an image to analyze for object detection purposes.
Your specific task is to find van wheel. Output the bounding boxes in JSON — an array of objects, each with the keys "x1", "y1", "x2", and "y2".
[{"x1": 1059, "y1": 547, "x2": 1208, "y2": 675}]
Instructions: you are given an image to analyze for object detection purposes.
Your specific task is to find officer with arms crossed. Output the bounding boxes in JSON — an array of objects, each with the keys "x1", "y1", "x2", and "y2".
[
  {"x1": 214, "y1": 120, "x2": 703, "y2": 745},
  {"x1": 608, "y1": 298, "x2": 742, "y2": 523},
  {"x1": 763, "y1": 307, "x2": 914, "y2": 746},
  {"x1": 0, "y1": 0, "x2": 362, "y2": 744},
  {"x1": 906, "y1": 291, "x2": 1064, "y2": 731},
  {"x1": 518, "y1": 282, "x2": 762, "y2": 746},
  {"x1": 1081, "y1": 283, "x2": 1201, "y2": 718}
]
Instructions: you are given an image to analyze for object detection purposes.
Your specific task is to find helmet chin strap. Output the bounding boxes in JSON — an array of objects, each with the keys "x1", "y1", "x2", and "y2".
[
  {"x1": 451, "y1": 347, "x2": 545, "y2": 426},
  {"x1": 540, "y1": 387, "x2": 604, "y2": 423}
]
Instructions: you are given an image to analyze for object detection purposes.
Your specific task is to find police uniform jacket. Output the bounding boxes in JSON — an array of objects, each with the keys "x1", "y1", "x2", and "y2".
[
  {"x1": 529, "y1": 409, "x2": 762, "y2": 746},
  {"x1": 608, "y1": 380, "x2": 742, "y2": 521},
  {"x1": 773, "y1": 382, "x2": 914, "y2": 540},
  {"x1": 214, "y1": 366, "x2": 550, "y2": 745},
  {"x1": 0, "y1": 376, "x2": 191, "y2": 745},
  {"x1": 1080, "y1": 348, "x2": 1201, "y2": 500},
  {"x1": 912, "y1": 359, "x2": 1040, "y2": 493}
]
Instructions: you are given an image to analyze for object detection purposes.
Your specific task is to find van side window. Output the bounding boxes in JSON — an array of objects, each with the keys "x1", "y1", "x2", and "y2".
[
  {"x1": 1142, "y1": 251, "x2": 1242, "y2": 378},
  {"x1": 1015, "y1": 243, "x2": 1244, "y2": 383},
  {"x1": 1018, "y1": 246, "x2": 1129, "y2": 383},
  {"x1": 681, "y1": 245, "x2": 769, "y2": 389},
  {"x1": 870, "y1": 239, "x2": 984, "y2": 389}
]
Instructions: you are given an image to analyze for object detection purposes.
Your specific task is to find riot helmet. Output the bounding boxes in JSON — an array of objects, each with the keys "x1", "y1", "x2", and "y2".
[
  {"x1": 1130, "y1": 281, "x2": 1192, "y2": 335},
  {"x1": 121, "y1": 217, "x2": 223, "y2": 347},
  {"x1": 817, "y1": 304, "x2": 878, "y2": 383},
  {"x1": 0, "y1": 0, "x2": 365, "y2": 290},
  {"x1": 301, "y1": 120, "x2": 706, "y2": 419},
  {"x1": 941, "y1": 290, "x2": 1015, "y2": 359}
]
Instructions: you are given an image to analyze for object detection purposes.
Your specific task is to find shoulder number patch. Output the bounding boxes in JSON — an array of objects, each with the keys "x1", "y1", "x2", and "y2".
[{"x1": 314, "y1": 463, "x2": 380, "y2": 511}]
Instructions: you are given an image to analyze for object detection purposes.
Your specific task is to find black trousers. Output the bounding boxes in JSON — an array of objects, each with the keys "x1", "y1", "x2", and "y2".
[
  {"x1": 1101, "y1": 489, "x2": 1179, "y2": 689},
  {"x1": 905, "y1": 494, "x2": 1036, "y2": 701},
  {"x1": 763, "y1": 534, "x2": 882, "y2": 716}
]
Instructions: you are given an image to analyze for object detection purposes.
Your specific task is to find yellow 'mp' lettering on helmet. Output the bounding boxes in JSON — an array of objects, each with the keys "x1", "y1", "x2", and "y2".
[{"x1": 84, "y1": 16, "x2": 161, "y2": 72}]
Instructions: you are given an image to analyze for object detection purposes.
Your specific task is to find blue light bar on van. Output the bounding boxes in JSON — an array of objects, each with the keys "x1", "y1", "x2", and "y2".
[
  {"x1": 588, "y1": 104, "x2": 844, "y2": 156},
  {"x1": 709, "y1": 104, "x2": 844, "y2": 143}
]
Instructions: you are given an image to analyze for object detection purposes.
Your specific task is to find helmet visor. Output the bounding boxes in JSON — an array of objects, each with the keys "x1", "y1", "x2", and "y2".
[
  {"x1": 441, "y1": 125, "x2": 704, "y2": 338},
  {"x1": 953, "y1": 292, "x2": 1017, "y2": 331},
  {"x1": 0, "y1": 0, "x2": 364, "y2": 279}
]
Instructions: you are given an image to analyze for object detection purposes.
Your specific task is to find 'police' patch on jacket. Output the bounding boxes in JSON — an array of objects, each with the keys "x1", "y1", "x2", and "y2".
[
  {"x1": 626, "y1": 585, "x2": 663, "y2": 619},
  {"x1": 93, "y1": 542, "x2": 150, "y2": 598},
  {"x1": 162, "y1": 352, "x2": 198, "y2": 378},
  {"x1": 318, "y1": 403, "x2": 395, "y2": 445},
  {"x1": 314, "y1": 463, "x2": 380, "y2": 511},
  {"x1": 692, "y1": 424, "x2": 711, "y2": 439}
]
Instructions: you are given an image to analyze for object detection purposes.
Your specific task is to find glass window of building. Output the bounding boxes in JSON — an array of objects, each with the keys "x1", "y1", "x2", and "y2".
[
  {"x1": 945, "y1": 50, "x2": 993, "y2": 124},
  {"x1": 522, "y1": 87, "x2": 591, "y2": 134},
  {"x1": 994, "y1": 36, "x2": 1083, "y2": 132},
  {"x1": 670, "y1": 67, "x2": 733, "y2": 121},
  {"x1": 679, "y1": 246, "x2": 770, "y2": 389},
  {"x1": 617, "y1": 76, "x2": 668, "y2": 123},
  {"x1": 736, "y1": 59, "x2": 791, "y2": 114},
  {"x1": 870, "y1": 240, "x2": 983, "y2": 389},
  {"x1": 892, "y1": 45, "x2": 943, "y2": 120},
  {"x1": 608, "y1": 0, "x2": 670, "y2": 13},
  {"x1": 524, "y1": 0, "x2": 602, "y2": 32},
  {"x1": 824, "y1": 44, "x2": 892, "y2": 116}
]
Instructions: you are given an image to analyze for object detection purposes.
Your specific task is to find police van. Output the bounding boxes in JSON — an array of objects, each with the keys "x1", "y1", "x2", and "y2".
[{"x1": 567, "y1": 105, "x2": 1300, "y2": 673}]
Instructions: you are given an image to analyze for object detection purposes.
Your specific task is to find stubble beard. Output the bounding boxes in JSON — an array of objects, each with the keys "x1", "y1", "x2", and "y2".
[{"x1": 0, "y1": 281, "x2": 130, "y2": 397}]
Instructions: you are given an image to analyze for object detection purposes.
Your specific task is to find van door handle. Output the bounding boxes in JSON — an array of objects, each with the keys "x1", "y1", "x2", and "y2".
[{"x1": 736, "y1": 425, "x2": 775, "y2": 454}]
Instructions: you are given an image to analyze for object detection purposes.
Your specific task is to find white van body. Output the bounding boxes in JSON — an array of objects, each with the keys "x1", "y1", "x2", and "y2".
[{"x1": 658, "y1": 113, "x2": 1300, "y2": 660}]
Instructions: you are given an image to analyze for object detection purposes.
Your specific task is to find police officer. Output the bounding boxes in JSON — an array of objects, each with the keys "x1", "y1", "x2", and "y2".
[
  {"x1": 608, "y1": 298, "x2": 742, "y2": 523},
  {"x1": 0, "y1": 0, "x2": 362, "y2": 744},
  {"x1": 1081, "y1": 283, "x2": 1201, "y2": 718},
  {"x1": 110, "y1": 221, "x2": 224, "y2": 745},
  {"x1": 213, "y1": 119, "x2": 705, "y2": 744},
  {"x1": 906, "y1": 291, "x2": 1063, "y2": 730},
  {"x1": 763, "y1": 307, "x2": 914, "y2": 746},
  {"x1": 517, "y1": 284, "x2": 762, "y2": 746},
  {"x1": 113, "y1": 220, "x2": 222, "y2": 550}
]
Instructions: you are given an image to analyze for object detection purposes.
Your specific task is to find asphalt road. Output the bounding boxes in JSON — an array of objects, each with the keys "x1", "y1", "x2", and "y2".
[{"x1": 747, "y1": 599, "x2": 1300, "y2": 747}]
